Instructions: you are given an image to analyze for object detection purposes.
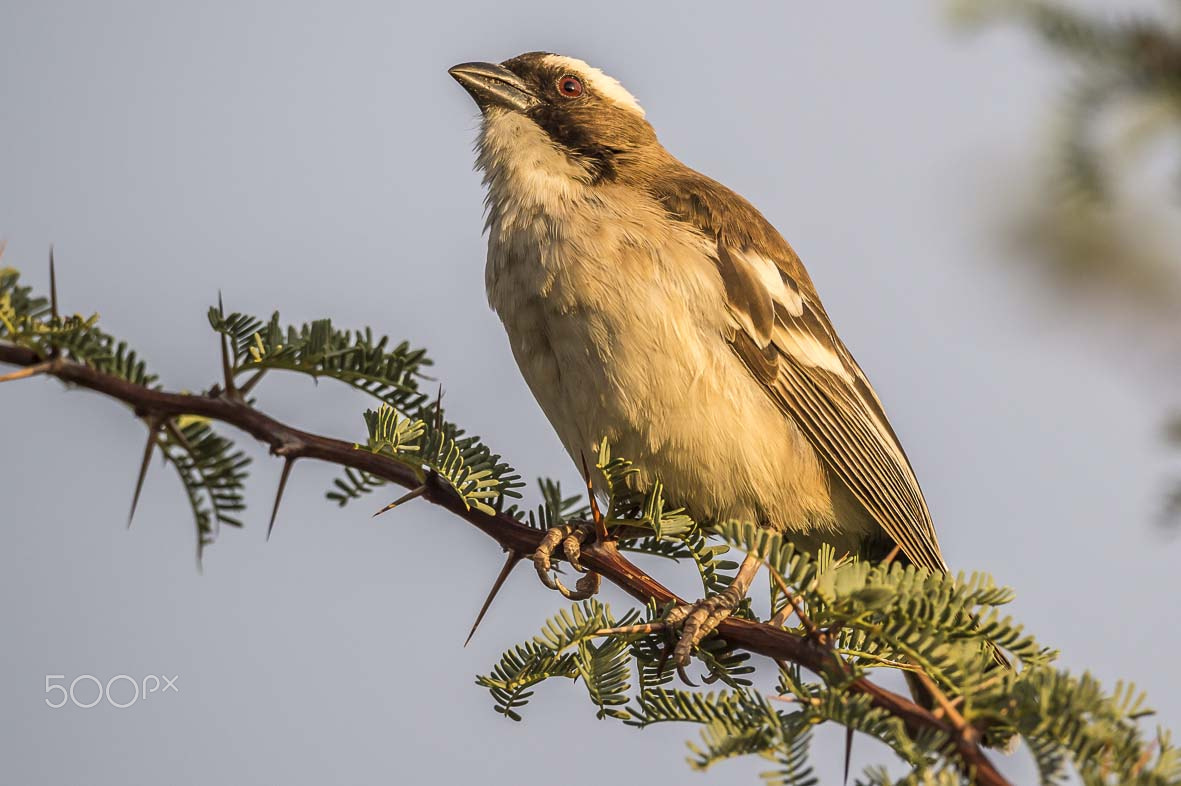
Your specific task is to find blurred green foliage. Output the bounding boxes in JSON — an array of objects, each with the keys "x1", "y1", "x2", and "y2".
[{"x1": 954, "y1": 0, "x2": 1181, "y2": 523}]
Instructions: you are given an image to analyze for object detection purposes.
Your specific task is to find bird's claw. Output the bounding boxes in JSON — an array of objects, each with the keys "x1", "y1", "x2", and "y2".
[
  {"x1": 665, "y1": 585, "x2": 744, "y2": 667},
  {"x1": 533, "y1": 523, "x2": 599, "y2": 600}
]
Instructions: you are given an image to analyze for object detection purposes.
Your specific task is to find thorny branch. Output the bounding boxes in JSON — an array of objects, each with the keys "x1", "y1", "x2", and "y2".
[{"x1": 0, "y1": 342, "x2": 1010, "y2": 786}]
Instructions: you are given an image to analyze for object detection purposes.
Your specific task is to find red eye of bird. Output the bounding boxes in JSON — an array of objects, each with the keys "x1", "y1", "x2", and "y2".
[{"x1": 557, "y1": 75, "x2": 583, "y2": 98}]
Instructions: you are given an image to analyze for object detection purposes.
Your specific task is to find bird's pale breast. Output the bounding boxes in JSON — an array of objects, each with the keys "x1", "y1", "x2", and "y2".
[{"x1": 478, "y1": 115, "x2": 871, "y2": 548}]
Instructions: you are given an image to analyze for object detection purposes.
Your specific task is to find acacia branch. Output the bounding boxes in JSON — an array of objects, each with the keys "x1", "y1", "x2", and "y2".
[{"x1": 0, "y1": 342, "x2": 1009, "y2": 786}]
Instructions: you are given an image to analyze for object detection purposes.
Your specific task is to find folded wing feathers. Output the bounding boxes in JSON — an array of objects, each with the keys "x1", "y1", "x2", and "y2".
[{"x1": 720, "y1": 244, "x2": 947, "y2": 574}]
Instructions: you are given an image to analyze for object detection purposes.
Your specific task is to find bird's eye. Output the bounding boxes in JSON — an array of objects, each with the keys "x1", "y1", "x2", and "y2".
[{"x1": 557, "y1": 75, "x2": 583, "y2": 98}]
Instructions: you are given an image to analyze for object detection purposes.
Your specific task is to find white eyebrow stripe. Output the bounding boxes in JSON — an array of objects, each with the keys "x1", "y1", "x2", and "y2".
[{"x1": 540, "y1": 55, "x2": 645, "y2": 117}]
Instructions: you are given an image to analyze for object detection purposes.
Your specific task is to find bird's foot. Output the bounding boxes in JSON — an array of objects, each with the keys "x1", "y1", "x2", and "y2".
[
  {"x1": 532, "y1": 522, "x2": 601, "y2": 600},
  {"x1": 665, "y1": 584, "x2": 745, "y2": 667}
]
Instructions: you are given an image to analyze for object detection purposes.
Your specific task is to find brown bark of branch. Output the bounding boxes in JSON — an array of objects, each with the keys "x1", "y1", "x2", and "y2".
[{"x1": 0, "y1": 342, "x2": 1008, "y2": 786}]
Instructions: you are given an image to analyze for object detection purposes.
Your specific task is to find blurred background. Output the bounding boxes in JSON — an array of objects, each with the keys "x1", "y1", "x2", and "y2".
[{"x1": 2, "y1": 1, "x2": 1179, "y2": 783}]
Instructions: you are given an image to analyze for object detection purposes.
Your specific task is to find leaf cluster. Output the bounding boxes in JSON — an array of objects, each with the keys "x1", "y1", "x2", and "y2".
[
  {"x1": 1, "y1": 266, "x2": 152, "y2": 386},
  {"x1": 357, "y1": 402, "x2": 524, "y2": 515},
  {"x1": 480, "y1": 496, "x2": 1179, "y2": 785},
  {"x1": 207, "y1": 307, "x2": 433, "y2": 411},
  {"x1": 3, "y1": 268, "x2": 527, "y2": 557},
  {"x1": 2, "y1": 267, "x2": 244, "y2": 559},
  {"x1": 207, "y1": 307, "x2": 525, "y2": 514},
  {"x1": 476, "y1": 600, "x2": 640, "y2": 721}
]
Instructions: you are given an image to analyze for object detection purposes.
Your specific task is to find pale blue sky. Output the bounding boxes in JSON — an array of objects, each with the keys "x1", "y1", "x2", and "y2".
[{"x1": 1, "y1": 2, "x2": 1176, "y2": 784}]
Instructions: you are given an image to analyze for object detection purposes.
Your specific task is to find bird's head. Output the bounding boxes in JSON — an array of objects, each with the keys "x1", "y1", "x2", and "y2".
[{"x1": 449, "y1": 52, "x2": 659, "y2": 187}]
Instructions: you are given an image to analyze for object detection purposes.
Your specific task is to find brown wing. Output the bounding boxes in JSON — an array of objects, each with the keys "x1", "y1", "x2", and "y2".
[{"x1": 653, "y1": 169, "x2": 947, "y2": 572}]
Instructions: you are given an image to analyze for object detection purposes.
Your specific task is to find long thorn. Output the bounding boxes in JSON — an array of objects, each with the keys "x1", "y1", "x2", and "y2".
[
  {"x1": 432, "y1": 384, "x2": 444, "y2": 431},
  {"x1": 372, "y1": 484, "x2": 426, "y2": 517},
  {"x1": 0, "y1": 361, "x2": 52, "y2": 383},
  {"x1": 49, "y1": 246, "x2": 59, "y2": 320},
  {"x1": 128, "y1": 417, "x2": 163, "y2": 527},
  {"x1": 580, "y1": 451, "x2": 608, "y2": 541},
  {"x1": 465, "y1": 550, "x2": 521, "y2": 646},
  {"x1": 267, "y1": 457, "x2": 296, "y2": 541},
  {"x1": 844, "y1": 726, "x2": 854, "y2": 786},
  {"x1": 47, "y1": 247, "x2": 61, "y2": 360}
]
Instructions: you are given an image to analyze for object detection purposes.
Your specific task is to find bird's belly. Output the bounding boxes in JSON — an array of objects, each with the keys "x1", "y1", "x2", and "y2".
[{"x1": 489, "y1": 239, "x2": 865, "y2": 544}]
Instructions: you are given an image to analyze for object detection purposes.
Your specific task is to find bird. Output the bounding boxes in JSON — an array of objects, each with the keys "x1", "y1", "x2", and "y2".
[{"x1": 449, "y1": 52, "x2": 947, "y2": 666}]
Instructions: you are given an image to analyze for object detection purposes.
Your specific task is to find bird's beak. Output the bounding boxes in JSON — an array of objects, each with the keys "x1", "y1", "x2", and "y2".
[{"x1": 448, "y1": 62, "x2": 537, "y2": 113}]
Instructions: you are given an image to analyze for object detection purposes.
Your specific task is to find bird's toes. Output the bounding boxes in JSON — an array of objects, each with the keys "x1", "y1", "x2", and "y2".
[
  {"x1": 532, "y1": 526, "x2": 566, "y2": 591},
  {"x1": 531, "y1": 522, "x2": 597, "y2": 598},
  {"x1": 561, "y1": 526, "x2": 590, "y2": 573},
  {"x1": 667, "y1": 590, "x2": 742, "y2": 667}
]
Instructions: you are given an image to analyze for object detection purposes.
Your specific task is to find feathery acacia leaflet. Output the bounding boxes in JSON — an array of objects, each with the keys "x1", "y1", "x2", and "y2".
[{"x1": 2, "y1": 265, "x2": 244, "y2": 561}]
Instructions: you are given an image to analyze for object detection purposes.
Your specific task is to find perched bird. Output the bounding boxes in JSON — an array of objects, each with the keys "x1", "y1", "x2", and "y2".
[{"x1": 449, "y1": 52, "x2": 947, "y2": 665}]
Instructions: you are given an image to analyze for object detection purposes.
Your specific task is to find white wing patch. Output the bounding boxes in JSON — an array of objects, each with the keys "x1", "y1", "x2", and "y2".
[
  {"x1": 735, "y1": 249, "x2": 804, "y2": 317},
  {"x1": 774, "y1": 328, "x2": 852, "y2": 380},
  {"x1": 541, "y1": 55, "x2": 645, "y2": 117}
]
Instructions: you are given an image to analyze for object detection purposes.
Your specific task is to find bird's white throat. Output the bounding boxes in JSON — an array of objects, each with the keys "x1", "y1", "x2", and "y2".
[{"x1": 475, "y1": 110, "x2": 596, "y2": 231}]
